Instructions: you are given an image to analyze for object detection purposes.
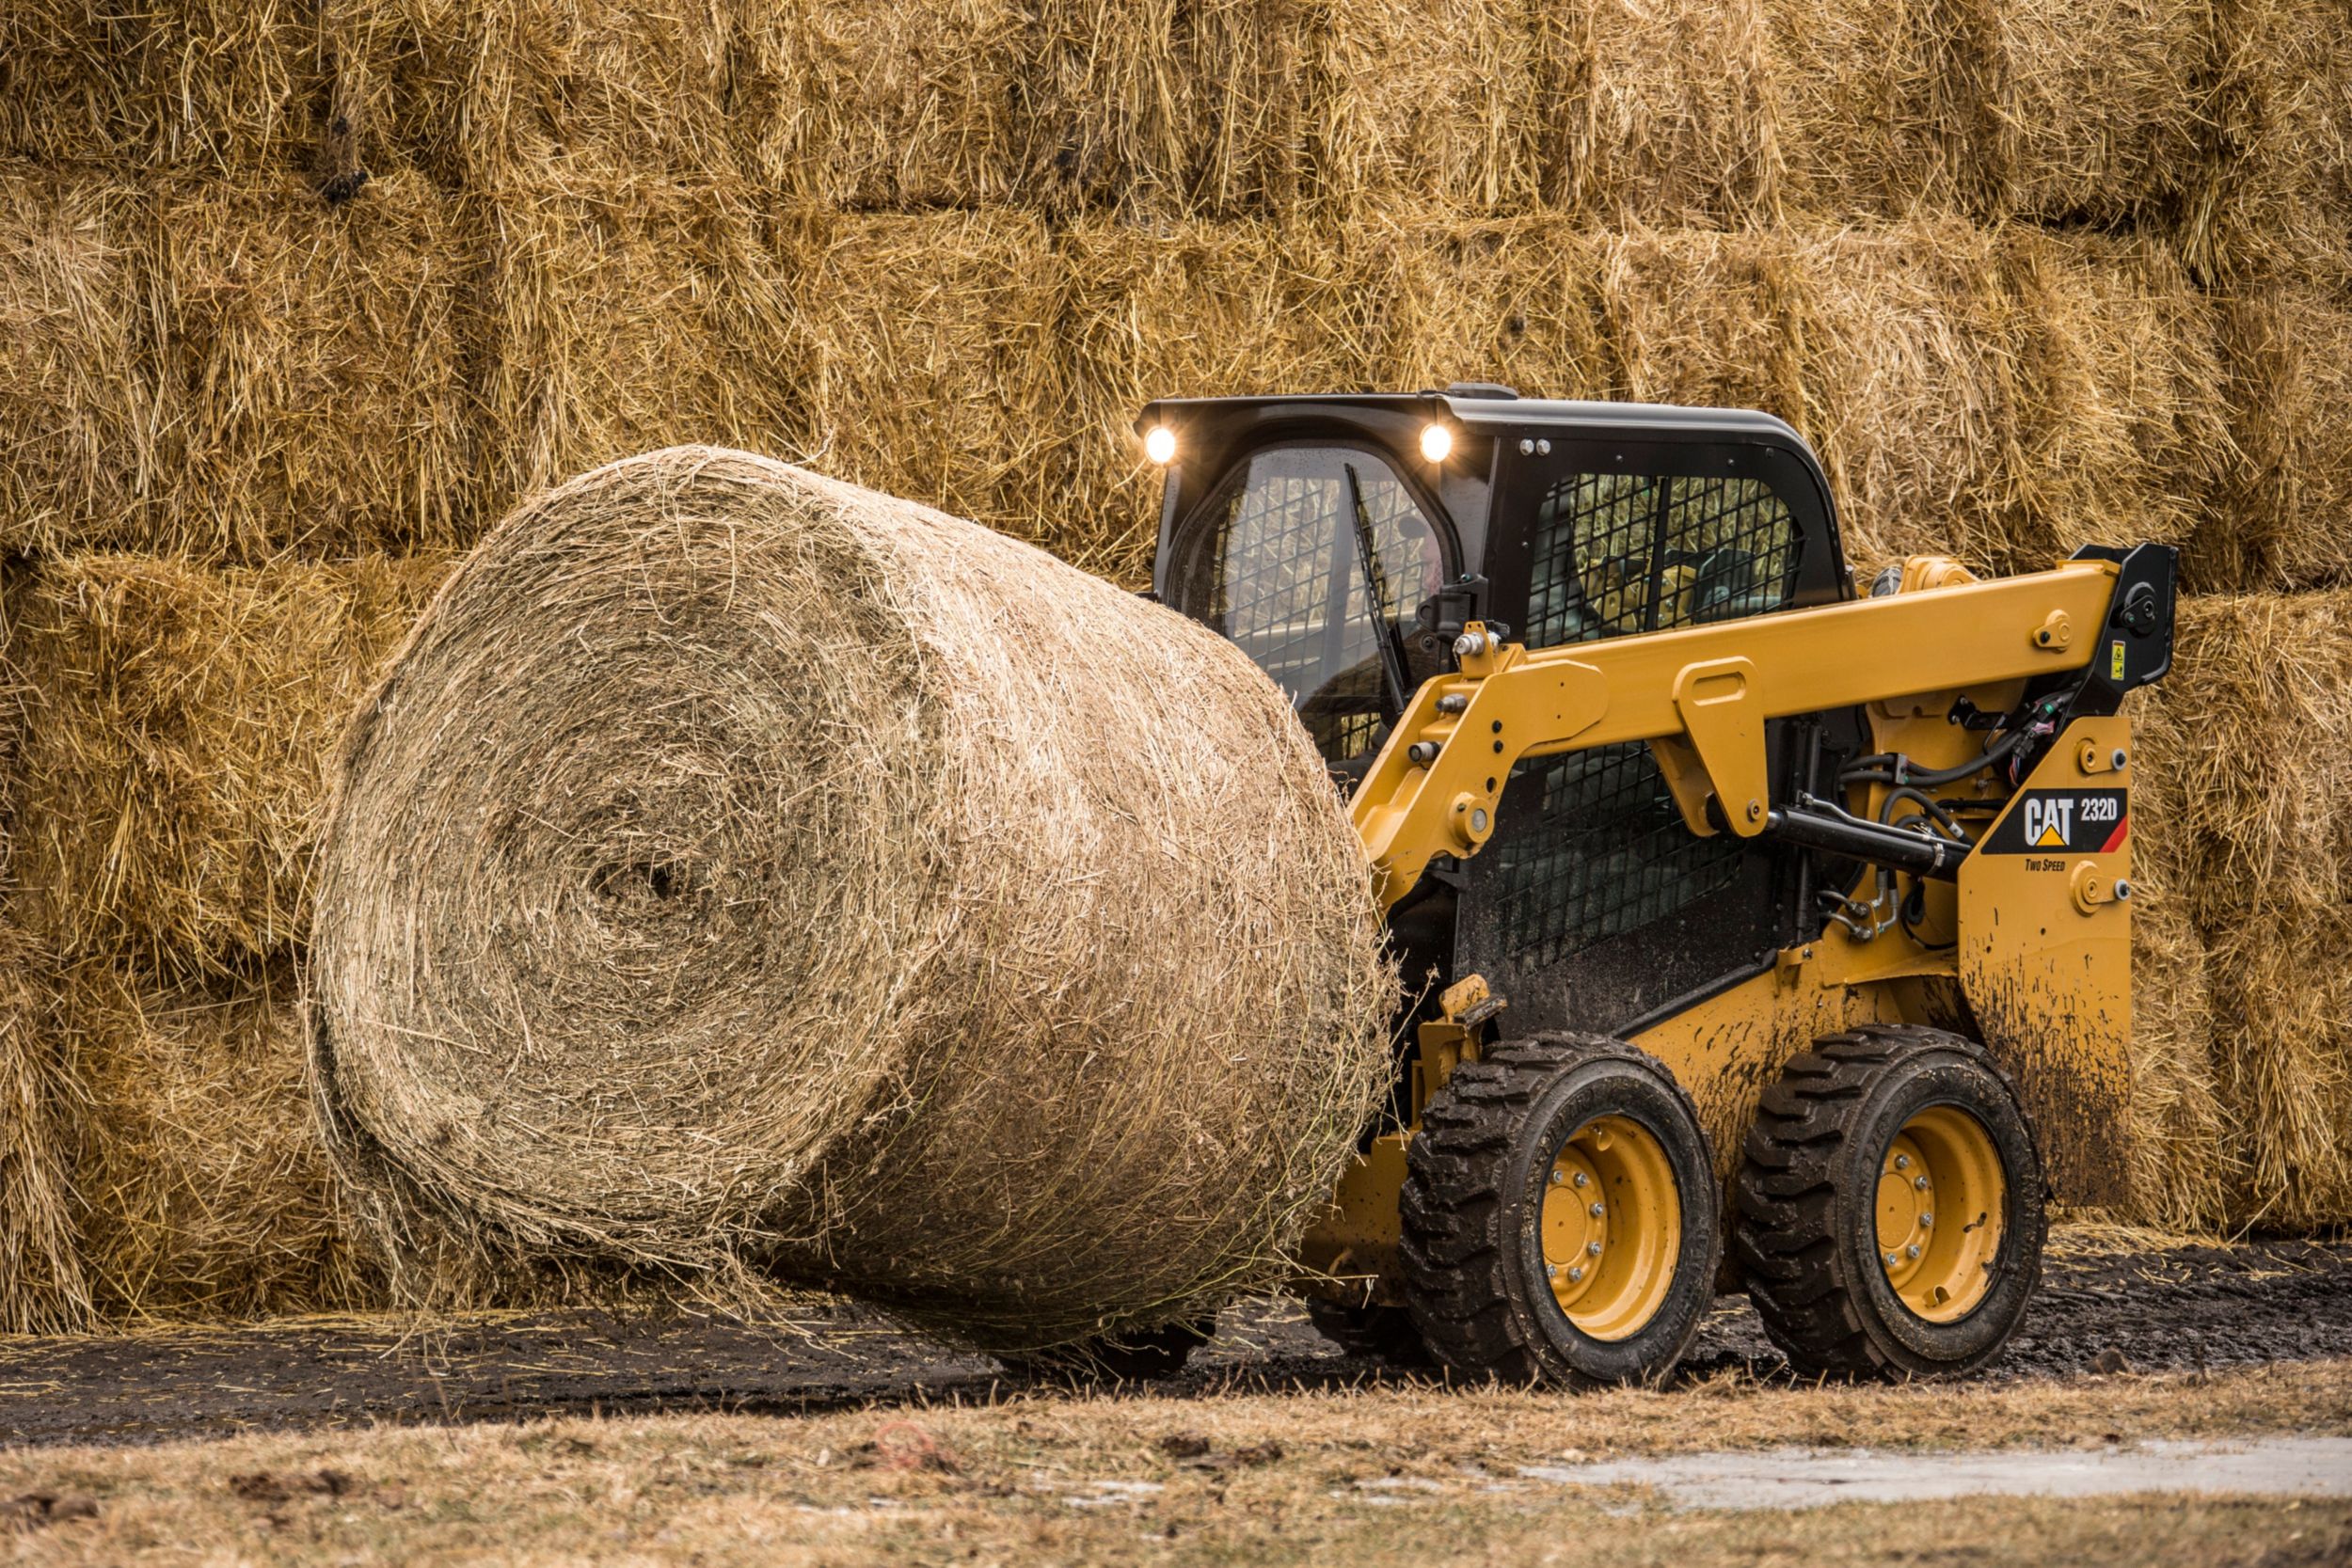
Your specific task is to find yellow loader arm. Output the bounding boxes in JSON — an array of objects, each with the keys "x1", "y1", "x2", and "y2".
[{"x1": 1352, "y1": 552, "x2": 2153, "y2": 910}]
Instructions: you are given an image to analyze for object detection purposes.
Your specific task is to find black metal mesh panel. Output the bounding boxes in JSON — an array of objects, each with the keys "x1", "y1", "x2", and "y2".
[
  {"x1": 1525, "y1": 471, "x2": 1802, "y2": 643},
  {"x1": 1485, "y1": 746, "x2": 1750, "y2": 971},
  {"x1": 1490, "y1": 470, "x2": 1805, "y2": 968},
  {"x1": 1177, "y1": 448, "x2": 1443, "y2": 764}
]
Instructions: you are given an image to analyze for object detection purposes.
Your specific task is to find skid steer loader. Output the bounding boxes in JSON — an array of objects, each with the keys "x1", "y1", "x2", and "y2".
[{"x1": 1126, "y1": 386, "x2": 2173, "y2": 1386}]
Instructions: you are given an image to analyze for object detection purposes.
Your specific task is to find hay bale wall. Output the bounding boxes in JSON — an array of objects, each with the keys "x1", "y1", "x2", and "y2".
[
  {"x1": 306, "y1": 450, "x2": 1391, "y2": 1349},
  {"x1": 10, "y1": 554, "x2": 453, "y2": 976},
  {"x1": 3, "y1": 0, "x2": 2351, "y2": 1334}
]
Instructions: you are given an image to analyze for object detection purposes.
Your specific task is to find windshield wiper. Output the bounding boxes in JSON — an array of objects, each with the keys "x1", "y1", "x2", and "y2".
[{"x1": 1343, "y1": 463, "x2": 1416, "y2": 721}]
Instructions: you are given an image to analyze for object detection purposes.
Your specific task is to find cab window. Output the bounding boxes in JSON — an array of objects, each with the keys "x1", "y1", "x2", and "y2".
[{"x1": 1165, "y1": 445, "x2": 1449, "y2": 767}]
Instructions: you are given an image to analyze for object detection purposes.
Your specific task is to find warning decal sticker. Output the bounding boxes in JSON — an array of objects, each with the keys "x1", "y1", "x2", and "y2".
[{"x1": 1980, "y1": 788, "x2": 2129, "y2": 856}]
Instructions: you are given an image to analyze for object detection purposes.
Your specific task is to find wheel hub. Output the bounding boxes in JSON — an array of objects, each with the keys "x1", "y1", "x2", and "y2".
[
  {"x1": 1539, "y1": 1114, "x2": 1678, "y2": 1342},
  {"x1": 1874, "y1": 1104, "x2": 2005, "y2": 1322}
]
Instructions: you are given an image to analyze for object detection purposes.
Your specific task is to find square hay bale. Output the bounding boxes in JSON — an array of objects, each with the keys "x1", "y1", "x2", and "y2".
[
  {"x1": 1789, "y1": 221, "x2": 2022, "y2": 576},
  {"x1": 2122, "y1": 680, "x2": 2236, "y2": 1231},
  {"x1": 1768, "y1": 0, "x2": 2213, "y2": 230},
  {"x1": 479, "y1": 159, "x2": 799, "y2": 514},
  {"x1": 0, "y1": 0, "x2": 327, "y2": 172},
  {"x1": 1055, "y1": 216, "x2": 1379, "y2": 579},
  {"x1": 1997, "y1": 230, "x2": 2229, "y2": 577},
  {"x1": 1985, "y1": 0, "x2": 2213, "y2": 227},
  {"x1": 778, "y1": 210, "x2": 1073, "y2": 558},
  {"x1": 1308, "y1": 0, "x2": 1540, "y2": 217},
  {"x1": 147, "y1": 168, "x2": 489, "y2": 562},
  {"x1": 1534, "y1": 0, "x2": 1782, "y2": 226},
  {"x1": 0, "y1": 166, "x2": 159, "y2": 559},
  {"x1": 1764, "y1": 0, "x2": 1984, "y2": 220},
  {"x1": 751, "y1": 0, "x2": 1025, "y2": 209},
  {"x1": 0, "y1": 928, "x2": 87, "y2": 1334},
  {"x1": 50, "y1": 961, "x2": 386, "y2": 1321},
  {"x1": 2179, "y1": 0, "x2": 2352, "y2": 282},
  {"x1": 8, "y1": 554, "x2": 455, "y2": 978},
  {"x1": 2206, "y1": 265, "x2": 2352, "y2": 592},
  {"x1": 1350, "y1": 215, "x2": 1613, "y2": 401},
  {"x1": 1589, "y1": 228, "x2": 1816, "y2": 427},
  {"x1": 2153, "y1": 592, "x2": 2352, "y2": 1226},
  {"x1": 326, "y1": 0, "x2": 787, "y2": 191},
  {"x1": 1014, "y1": 0, "x2": 1314, "y2": 216}
]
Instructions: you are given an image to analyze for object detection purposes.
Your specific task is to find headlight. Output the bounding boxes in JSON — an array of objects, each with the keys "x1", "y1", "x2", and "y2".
[
  {"x1": 1419, "y1": 422, "x2": 1454, "y2": 464},
  {"x1": 1144, "y1": 425, "x2": 1178, "y2": 465}
]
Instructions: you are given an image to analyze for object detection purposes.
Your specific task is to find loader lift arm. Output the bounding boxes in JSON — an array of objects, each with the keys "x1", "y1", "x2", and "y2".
[{"x1": 1352, "y1": 545, "x2": 2175, "y2": 911}]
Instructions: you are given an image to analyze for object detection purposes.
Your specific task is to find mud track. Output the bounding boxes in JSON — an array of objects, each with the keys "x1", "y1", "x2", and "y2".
[{"x1": 3, "y1": 1236, "x2": 2345, "y2": 1449}]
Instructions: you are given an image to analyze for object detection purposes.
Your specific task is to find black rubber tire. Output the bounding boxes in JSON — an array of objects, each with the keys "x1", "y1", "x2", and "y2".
[
  {"x1": 1399, "y1": 1035, "x2": 1720, "y2": 1386},
  {"x1": 996, "y1": 1317, "x2": 1213, "y2": 1383},
  {"x1": 1735, "y1": 1024, "x2": 2047, "y2": 1380},
  {"x1": 1304, "y1": 1299, "x2": 1436, "y2": 1366}
]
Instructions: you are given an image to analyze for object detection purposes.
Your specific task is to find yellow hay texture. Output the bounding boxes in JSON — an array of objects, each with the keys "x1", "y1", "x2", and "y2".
[
  {"x1": 1997, "y1": 230, "x2": 2230, "y2": 574},
  {"x1": 1579, "y1": 224, "x2": 2225, "y2": 580},
  {"x1": 151, "y1": 168, "x2": 485, "y2": 562},
  {"x1": 9, "y1": 554, "x2": 456, "y2": 978},
  {"x1": 2157, "y1": 593, "x2": 2352, "y2": 1227},
  {"x1": 481, "y1": 159, "x2": 797, "y2": 514},
  {"x1": 1986, "y1": 0, "x2": 2212, "y2": 226},
  {"x1": 2121, "y1": 681, "x2": 2236, "y2": 1231},
  {"x1": 1769, "y1": 0, "x2": 2212, "y2": 228},
  {"x1": 1311, "y1": 0, "x2": 1538, "y2": 217},
  {"x1": 777, "y1": 211, "x2": 1067, "y2": 558},
  {"x1": 2210, "y1": 266, "x2": 2352, "y2": 592},
  {"x1": 1538, "y1": 0, "x2": 1781, "y2": 225},
  {"x1": 309, "y1": 451, "x2": 1392, "y2": 1348},
  {"x1": 0, "y1": 166, "x2": 156, "y2": 558},
  {"x1": 51, "y1": 962, "x2": 387, "y2": 1322},
  {"x1": 0, "y1": 1, "x2": 324, "y2": 172},
  {"x1": 0, "y1": 930, "x2": 87, "y2": 1334},
  {"x1": 2182, "y1": 0, "x2": 2352, "y2": 281}
]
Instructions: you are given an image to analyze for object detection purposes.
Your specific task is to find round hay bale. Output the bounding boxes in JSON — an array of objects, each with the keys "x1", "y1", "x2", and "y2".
[{"x1": 306, "y1": 447, "x2": 1392, "y2": 1348}]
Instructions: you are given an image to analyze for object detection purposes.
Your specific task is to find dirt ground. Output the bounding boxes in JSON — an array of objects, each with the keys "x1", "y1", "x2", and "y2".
[
  {"x1": 3, "y1": 1358, "x2": 2349, "y2": 1565},
  {"x1": 0, "y1": 1227, "x2": 2346, "y2": 1449}
]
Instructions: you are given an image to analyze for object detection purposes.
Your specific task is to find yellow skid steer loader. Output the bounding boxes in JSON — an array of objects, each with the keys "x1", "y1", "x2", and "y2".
[{"x1": 1130, "y1": 387, "x2": 2170, "y2": 1386}]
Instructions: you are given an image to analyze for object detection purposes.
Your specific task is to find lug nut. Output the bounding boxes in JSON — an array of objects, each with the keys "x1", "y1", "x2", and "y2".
[
  {"x1": 1589, "y1": 1202, "x2": 1606, "y2": 1218},
  {"x1": 1906, "y1": 1244, "x2": 1921, "y2": 1259},
  {"x1": 1895, "y1": 1154, "x2": 1911, "y2": 1171},
  {"x1": 1920, "y1": 1214, "x2": 1932, "y2": 1227},
  {"x1": 1568, "y1": 1266, "x2": 1584, "y2": 1283},
  {"x1": 1586, "y1": 1241, "x2": 1602, "y2": 1257},
  {"x1": 1915, "y1": 1175, "x2": 1930, "y2": 1190},
  {"x1": 1549, "y1": 1168, "x2": 1565, "y2": 1184},
  {"x1": 1886, "y1": 1252, "x2": 1901, "y2": 1267},
  {"x1": 1572, "y1": 1171, "x2": 1589, "y2": 1188}
]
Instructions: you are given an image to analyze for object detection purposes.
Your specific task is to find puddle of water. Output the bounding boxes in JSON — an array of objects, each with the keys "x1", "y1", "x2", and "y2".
[{"x1": 1518, "y1": 1436, "x2": 2352, "y2": 1513}]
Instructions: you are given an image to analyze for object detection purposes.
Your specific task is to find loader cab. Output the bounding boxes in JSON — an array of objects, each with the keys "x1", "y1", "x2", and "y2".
[{"x1": 1144, "y1": 388, "x2": 1857, "y2": 1037}]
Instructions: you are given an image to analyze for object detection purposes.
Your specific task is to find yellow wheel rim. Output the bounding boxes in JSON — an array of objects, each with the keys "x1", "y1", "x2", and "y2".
[
  {"x1": 1538, "y1": 1114, "x2": 1680, "y2": 1342},
  {"x1": 1875, "y1": 1104, "x2": 2006, "y2": 1323}
]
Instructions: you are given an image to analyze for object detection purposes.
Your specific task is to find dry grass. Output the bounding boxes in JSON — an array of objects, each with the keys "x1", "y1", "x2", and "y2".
[
  {"x1": 149, "y1": 167, "x2": 485, "y2": 562},
  {"x1": 307, "y1": 451, "x2": 1391, "y2": 1349},
  {"x1": 0, "y1": 1360, "x2": 2346, "y2": 1565},
  {"x1": 0, "y1": 927, "x2": 87, "y2": 1335},
  {"x1": 46, "y1": 961, "x2": 389, "y2": 1323},
  {"x1": 476, "y1": 157, "x2": 798, "y2": 515},
  {"x1": 0, "y1": 1, "x2": 326, "y2": 173},
  {"x1": 2209, "y1": 264, "x2": 2352, "y2": 592},
  {"x1": 2178, "y1": 0, "x2": 2352, "y2": 283},
  {"x1": 2137, "y1": 594, "x2": 2352, "y2": 1227},
  {"x1": 6, "y1": 553, "x2": 455, "y2": 976},
  {"x1": 0, "y1": 166, "x2": 156, "y2": 558}
]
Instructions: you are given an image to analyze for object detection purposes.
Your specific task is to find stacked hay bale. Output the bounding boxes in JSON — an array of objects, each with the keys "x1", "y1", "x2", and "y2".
[{"x1": 0, "y1": 0, "x2": 2346, "y2": 1330}]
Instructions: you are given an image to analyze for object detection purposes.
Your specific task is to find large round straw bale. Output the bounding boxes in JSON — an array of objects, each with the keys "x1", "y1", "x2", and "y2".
[{"x1": 308, "y1": 448, "x2": 1391, "y2": 1347}]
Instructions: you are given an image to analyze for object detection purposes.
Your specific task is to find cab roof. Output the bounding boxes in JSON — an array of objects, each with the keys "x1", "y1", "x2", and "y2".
[{"x1": 1133, "y1": 389, "x2": 1812, "y2": 448}]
